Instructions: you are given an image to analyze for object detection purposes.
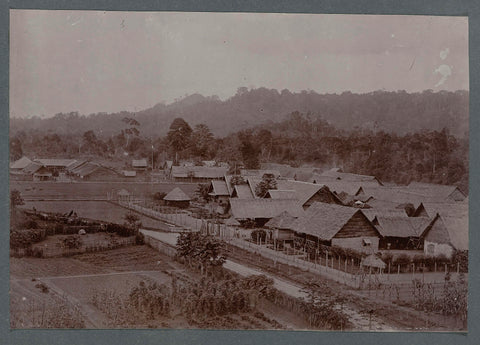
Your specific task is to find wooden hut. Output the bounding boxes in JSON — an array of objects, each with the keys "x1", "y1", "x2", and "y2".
[
  {"x1": 229, "y1": 198, "x2": 304, "y2": 227},
  {"x1": 421, "y1": 213, "x2": 468, "y2": 258},
  {"x1": 291, "y1": 202, "x2": 381, "y2": 253},
  {"x1": 163, "y1": 187, "x2": 191, "y2": 208},
  {"x1": 264, "y1": 210, "x2": 297, "y2": 245}
]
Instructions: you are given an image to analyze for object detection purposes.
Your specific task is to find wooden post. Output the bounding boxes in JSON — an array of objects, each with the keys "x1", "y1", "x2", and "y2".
[
  {"x1": 457, "y1": 262, "x2": 460, "y2": 274},
  {"x1": 434, "y1": 261, "x2": 437, "y2": 273},
  {"x1": 398, "y1": 264, "x2": 400, "y2": 275}
]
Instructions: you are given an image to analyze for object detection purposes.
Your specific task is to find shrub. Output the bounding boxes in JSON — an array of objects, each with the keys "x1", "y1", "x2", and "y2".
[
  {"x1": 393, "y1": 253, "x2": 410, "y2": 266},
  {"x1": 10, "y1": 229, "x2": 47, "y2": 249},
  {"x1": 452, "y1": 250, "x2": 468, "y2": 272},
  {"x1": 22, "y1": 219, "x2": 39, "y2": 229},
  {"x1": 135, "y1": 232, "x2": 145, "y2": 245},
  {"x1": 63, "y1": 235, "x2": 82, "y2": 249}
]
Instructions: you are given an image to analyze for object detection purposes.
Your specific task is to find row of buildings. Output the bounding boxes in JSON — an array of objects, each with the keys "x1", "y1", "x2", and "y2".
[
  {"x1": 10, "y1": 157, "x2": 153, "y2": 181},
  {"x1": 202, "y1": 168, "x2": 468, "y2": 259}
]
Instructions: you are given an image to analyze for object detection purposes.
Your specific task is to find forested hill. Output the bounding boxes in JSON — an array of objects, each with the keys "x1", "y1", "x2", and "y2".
[{"x1": 10, "y1": 88, "x2": 469, "y2": 138}]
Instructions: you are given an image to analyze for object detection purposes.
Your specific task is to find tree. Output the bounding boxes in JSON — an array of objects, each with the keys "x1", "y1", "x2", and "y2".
[
  {"x1": 167, "y1": 118, "x2": 192, "y2": 162},
  {"x1": 238, "y1": 131, "x2": 260, "y2": 169},
  {"x1": 191, "y1": 124, "x2": 214, "y2": 159},
  {"x1": 10, "y1": 136, "x2": 23, "y2": 161},
  {"x1": 254, "y1": 175, "x2": 278, "y2": 197},
  {"x1": 196, "y1": 183, "x2": 210, "y2": 202},
  {"x1": 229, "y1": 175, "x2": 246, "y2": 188},
  {"x1": 124, "y1": 213, "x2": 142, "y2": 235},
  {"x1": 121, "y1": 117, "x2": 141, "y2": 150},
  {"x1": 10, "y1": 190, "x2": 24, "y2": 230},
  {"x1": 176, "y1": 232, "x2": 226, "y2": 276}
]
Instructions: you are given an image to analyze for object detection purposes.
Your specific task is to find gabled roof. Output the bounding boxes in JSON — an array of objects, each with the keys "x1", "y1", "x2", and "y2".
[
  {"x1": 416, "y1": 202, "x2": 468, "y2": 219},
  {"x1": 247, "y1": 177, "x2": 343, "y2": 206},
  {"x1": 240, "y1": 169, "x2": 281, "y2": 178},
  {"x1": 318, "y1": 170, "x2": 383, "y2": 185},
  {"x1": 10, "y1": 156, "x2": 32, "y2": 169},
  {"x1": 230, "y1": 198, "x2": 304, "y2": 219},
  {"x1": 422, "y1": 214, "x2": 468, "y2": 251},
  {"x1": 209, "y1": 180, "x2": 230, "y2": 196},
  {"x1": 407, "y1": 182, "x2": 466, "y2": 201},
  {"x1": 34, "y1": 159, "x2": 77, "y2": 167},
  {"x1": 72, "y1": 163, "x2": 100, "y2": 177},
  {"x1": 264, "y1": 211, "x2": 298, "y2": 230},
  {"x1": 164, "y1": 187, "x2": 191, "y2": 201},
  {"x1": 66, "y1": 160, "x2": 88, "y2": 172},
  {"x1": 358, "y1": 186, "x2": 427, "y2": 206},
  {"x1": 23, "y1": 161, "x2": 44, "y2": 174},
  {"x1": 311, "y1": 178, "x2": 372, "y2": 196},
  {"x1": 374, "y1": 216, "x2": 432, "y2": 238},
  {"x1": 122, "y1": 170, "x2": 137, "y2": 177},
  {"x1": 231, "y1": 184, "x2": 254, "y2": 199},
  {"x1": 163, "y1": 160, "x2": 173, "y2": 169},
  {"x1": 266, "y1": 190, "x2": 297, "y2": 199},
  {"x1": 171, "y1": 166, "x2": 228, "y2": 179},
  {"x1": 362, "y1": 208, "x2": 408, "y2": 221},
  {"x1": 132, "y1": 159, "x2": 148, "y2": 167},
  {"x1": 291, "y1": 202, "x2": 375, "y2": 241}
]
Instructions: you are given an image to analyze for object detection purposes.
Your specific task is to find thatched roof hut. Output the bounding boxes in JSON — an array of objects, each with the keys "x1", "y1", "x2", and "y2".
[
  {"x1": 164, "y1": 187, "x2": 191, "y2": 208},
  {"x1": 361, "y1": 254, "x2": 386, "y2": 269}
]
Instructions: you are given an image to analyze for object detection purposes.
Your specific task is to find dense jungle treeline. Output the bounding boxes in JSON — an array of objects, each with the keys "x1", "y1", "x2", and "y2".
[
  {"x1": 10, "y1": 109, "x2": 468, "y2": 192},
  {"x1": 10, "y1": 88, "x2": 468, "y2": 137}
]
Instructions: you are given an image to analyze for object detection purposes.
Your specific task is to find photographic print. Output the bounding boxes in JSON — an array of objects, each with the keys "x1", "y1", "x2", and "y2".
[{"x1": 9, "y1": 10, "x2": 468, "y2": 331}]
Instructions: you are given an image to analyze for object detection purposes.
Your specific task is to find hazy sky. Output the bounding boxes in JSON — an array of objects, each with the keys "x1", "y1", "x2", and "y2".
[{"x1": 10, "y1": 10, "x2": 468, "y2": 118}]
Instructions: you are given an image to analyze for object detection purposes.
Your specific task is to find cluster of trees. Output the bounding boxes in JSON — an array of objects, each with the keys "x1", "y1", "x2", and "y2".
[{"x1": 10, "y1": 107, "x2": 468, "y2": 191}]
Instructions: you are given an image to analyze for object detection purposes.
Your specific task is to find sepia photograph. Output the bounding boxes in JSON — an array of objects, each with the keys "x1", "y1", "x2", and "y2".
[{"x1": 9, "y1": 10, "x2": 469, "y2": 332}]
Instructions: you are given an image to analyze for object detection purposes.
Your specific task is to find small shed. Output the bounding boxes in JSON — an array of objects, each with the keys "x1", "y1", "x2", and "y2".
[
  {"x1": 361, "y1": 254, "x2": 386, "y2": 269},
  {"x1": 132, "y1": 159, "x2": 148, "y2": 170},
  {"x1": 117, "y1": 189, "x2": 131, "y2": 202},
  {"x1": 163, "y1": 187, "x2": 191, "y2": 208},
  {"x1": 122, "y1": 170, "x2": 137, "y2": 177},
  {"x1": 264, "y1": 210, "x2": 297, "y2": 242}
]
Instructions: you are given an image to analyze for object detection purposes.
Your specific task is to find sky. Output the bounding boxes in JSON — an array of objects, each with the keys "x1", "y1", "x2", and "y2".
[{"x1": 10, "y1": 10, "x2": 469, "y2": 118}]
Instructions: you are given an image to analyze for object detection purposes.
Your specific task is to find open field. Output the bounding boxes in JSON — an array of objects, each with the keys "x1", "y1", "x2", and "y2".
[
  {"x1": 11, "y1": 181, "x2": 198, "y2": 200},
  {"x1": 20, "y1": 200, "x2": 170, "y2": 230},
  {"x1": 10, "y1": 246, "x2": 310, "y2": 330}
]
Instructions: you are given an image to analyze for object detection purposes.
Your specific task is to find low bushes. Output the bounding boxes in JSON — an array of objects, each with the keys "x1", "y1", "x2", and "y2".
[{"x1": 10, "y1": 229, "x2": 47, "y2": 249}]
